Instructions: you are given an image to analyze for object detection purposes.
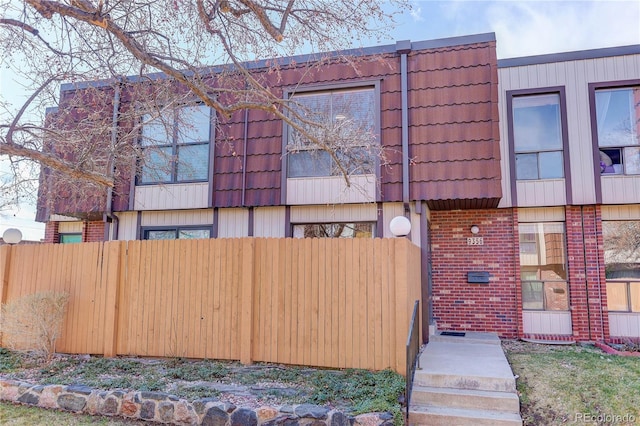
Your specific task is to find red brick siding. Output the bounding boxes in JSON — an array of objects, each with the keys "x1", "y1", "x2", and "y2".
[
  {"x1": 83, "y1": 220, "x2": 105, "y2": 242},
  {"x1": 44, "y1": 221, "x2": 59, "y2": 244},
  {"x1": 430, "y1": 209, "x2": 519, "y2": 338}
]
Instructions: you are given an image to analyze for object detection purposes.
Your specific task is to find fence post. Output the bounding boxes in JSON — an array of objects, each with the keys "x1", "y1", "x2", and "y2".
[
  {"x1": 239, "y1": 238, "x2": 255, "y2": 365},
  {"x1": 394, "y1": 238, "x2": 409, "y2": 376},
  {"x1": 103, "y1": 241, "x2": 123, "y2": 357},
  {"x1": 0, "y1": 245, "x2": 12, "y2": 346}
]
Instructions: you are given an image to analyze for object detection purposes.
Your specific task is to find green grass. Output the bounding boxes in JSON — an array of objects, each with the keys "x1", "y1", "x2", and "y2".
[
  {"x1": 0, "y1": 402, "x2": 150, "y2": 425},
  {"x1": 504, "y1": 341, "x2": 640, "y2": 426}
]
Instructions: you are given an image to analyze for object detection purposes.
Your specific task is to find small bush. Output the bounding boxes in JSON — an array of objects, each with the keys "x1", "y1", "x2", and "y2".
[{"x1": 0, "y1": 291, "x2": 69, "y2": 362}]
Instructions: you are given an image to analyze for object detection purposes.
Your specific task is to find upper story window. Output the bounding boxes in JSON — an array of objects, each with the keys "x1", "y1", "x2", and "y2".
[
  {"x1": 286, "y1": 87, "x2": 377, "y2": 178},
  {"x1": 603, "y1": 220, "x2": 640, "y2": 312},
  {"x1": 595, "y1": 86, "x2": 640, "y2": 175},
  {"x1": 511, "y1": 93, "x2": 565, "y2": 180},
  {"x1": 139, "y1": 105, "x2": 211, "y2": 184}
]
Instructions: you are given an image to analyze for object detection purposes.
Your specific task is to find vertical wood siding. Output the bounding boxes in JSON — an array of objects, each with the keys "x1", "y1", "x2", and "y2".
[
  {"x1": 133, "y1": 183, "x2": 209, "y2": 210},
  {"x1": 141, "y1": 209, "x2": 214, "y2": 227},
  {"x1": 609, "y1": 313, "x2": 640, "y2": 338},
  {"x1": 218, "y1": 208, "x2": 249, "y2": 237},
  {"x1": 0, "y1": 238, "x2": 421, "y2": 375},
  {"x1": 290, "y1": 204, "x2": 377, "y2": 223},
  {"x1": 522, "y1": 311, "x2": 573, "y2": 335},
  {"x1": 253, "y1": 207, "x2": 286, "y2": 237},
  {"x1": 601, "y1": 205, "x2": 640, "y2": 220},
  {"x1": 498, "y1": 53, "x2": 640, "y2": 208},
  {"x1": 286, "y1": 175, "x2": 377, "y2": 205},
  {"x1": 58, "y1": 221, "x2": 84, "y2": 233},
  {"x1": 116, "y1": 211, "x2": 138, "y2": 240}
]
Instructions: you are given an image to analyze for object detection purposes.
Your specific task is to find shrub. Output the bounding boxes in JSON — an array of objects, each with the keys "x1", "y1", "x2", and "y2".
[{"x1": 1, "y1": 291, "x2": 69, "y2": 362}]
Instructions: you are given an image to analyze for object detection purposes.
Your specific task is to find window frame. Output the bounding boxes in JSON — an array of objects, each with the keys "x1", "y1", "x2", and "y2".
[
  {"x1": 589, "y1": 80, "x2": 640, "y2": 201},
  {"x1": 507, "y1": 87, "x2": 572, "y2": 205},
  {"x1": 141, "y1": 225, "x2": 213, "y2": 240},
  {"x1": 137, "y1": 104, "x2": 214, "y2": 185},
  {"x1": 281, "y1": 81, "x2": 381, "y2": 189},
  {"x1": 291, "y1": 222, "x2": 376, "y2": 239},
  {"x1": 602, "y1": 218, "x2": 640, "y2": 313}
]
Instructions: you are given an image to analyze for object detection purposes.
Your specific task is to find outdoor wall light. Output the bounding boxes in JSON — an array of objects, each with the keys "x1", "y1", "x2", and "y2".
[
  {"x1": 390, "y1": 216, "x2": 412, "y2": 237},
  {"x1": 2, "y1": 228, "x2": 23, "y2": 245},
  {"x1": 470, "y1": 225, "x2": 480, "y2": 235}
]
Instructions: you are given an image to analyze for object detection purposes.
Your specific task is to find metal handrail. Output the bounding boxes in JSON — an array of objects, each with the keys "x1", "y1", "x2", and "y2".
[{"x1": 405, "y1": 300, "x2": 420, "y2": 423}]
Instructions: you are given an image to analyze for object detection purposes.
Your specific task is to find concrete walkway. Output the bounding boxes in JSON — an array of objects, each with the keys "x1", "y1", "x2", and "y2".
[{"x1": 408, "y1": 332, "x2": 522, "y2": 425}]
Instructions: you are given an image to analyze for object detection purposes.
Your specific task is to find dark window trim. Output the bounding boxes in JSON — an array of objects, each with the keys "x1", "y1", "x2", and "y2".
[
  {"x1": 280, "y1": 80, "x2": 382, "y2": 203},
  {"x1": 136, "y1": 104, "x2": 215, "y2": 186},
  {"x1": 588, "y1": 79, "x2": 640, "y2": 204},
  {"x1": 141, "y1": 225, "x2": 214, "y2": 240},
  {"x1": 507, "y1": 87, "x2": 572, "y2": 205}
]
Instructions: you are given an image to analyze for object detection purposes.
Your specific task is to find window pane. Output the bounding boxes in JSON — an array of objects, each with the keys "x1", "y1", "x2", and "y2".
[
  {"x1": 177, "y1": 105, "x2": 211, "y2": 144},
  {"x1": 602, "y1": 221, "x2": 640, "y2": 279},
  {"x1": 522, "y1": 281, "x2": 544, "y2": 310},
  {"x1": 515, "y1": 153, "x2": 538, "y2": 180},
  {"x1": 335, "y1": 147, "x2": 376, "y2": 175},
  {"x1": 519, "y1": 223, "x2": 567, "y2": 280},
  {"x1": 288, "y1": 150, "x2": 332, "y2": 177},
  {"x1": 596, "y1": 89, "x2": 638, "y2": 147},
  {"x1": 178, "y1": 229, "x2": 210, "y2": 239},
  {"x1": 141, "y1": 112, "x2": 173, "y2": 146},
  {"x1": 544, "y1": 282, "x2": 569, "y2": 311},
  {"x1": 631, "y1": 282, "x2": 640, "y2": 313},
  {"x1": 607, "y1": 282, "x2": 629, "y2": 311},
  {"x1": 623, "y1": 147, "x2": 640, "y2": 174},
  {"x1": 146, "y1": 230, "x2": 177, "y2": 240},
  {"x1": 331, "y1": 89, "x2": 375, "y2": 132},
  {"x1": 538, "y1": 151, "x2": 564, "y2": 179},
  {"x1": 293, "y1": 223, "x2": 374, "y2": 238},
  {"x1": 140, "y1": 147, "x2": 172, "y2": 183},
  {"x1": 60, "y1": 234, "x2": 82, "y2": 244},
  {"x1": 513, "y1": 94, "x2": 562, "y2": 152},
  {"x1": 177, "y1": 144, "x2": 209, "y2": 181}
]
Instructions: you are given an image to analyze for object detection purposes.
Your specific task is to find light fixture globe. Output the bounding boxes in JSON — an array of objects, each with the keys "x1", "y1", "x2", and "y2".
[
  {"x1": 3, "y1": 228, "x2": 23, "y2": 245},
  {"x1": 389, "y1": 216, "x2": 411, "y2": 237},
  {"x1": 470, "y1": 225, "x2": 480, "y2": 235}
]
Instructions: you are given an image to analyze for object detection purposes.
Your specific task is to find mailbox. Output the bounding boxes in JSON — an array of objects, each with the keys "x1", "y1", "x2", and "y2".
[{"x1": 467, "y1": 271, "x2": 490, "y2": 284}]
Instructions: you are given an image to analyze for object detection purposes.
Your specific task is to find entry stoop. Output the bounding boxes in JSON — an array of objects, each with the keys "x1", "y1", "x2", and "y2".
[{"x1": 408, "y1": 332, "x2": 522, "y2": 426}]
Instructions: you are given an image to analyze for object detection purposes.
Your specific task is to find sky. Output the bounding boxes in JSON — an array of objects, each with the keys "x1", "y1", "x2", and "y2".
[{"x1": 1, "y1": 0, "x2": 639, "y2": 241}]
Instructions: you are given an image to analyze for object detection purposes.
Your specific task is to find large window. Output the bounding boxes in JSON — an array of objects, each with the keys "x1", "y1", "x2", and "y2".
[
  {"x1": 519, "y1": 222, "x2": 569, "y2": 310},
  {"x1": 511, "y1": 93, "x2": 565, "y2": 180},
  {"x1": 603, "y1": 220, "x2": 640, "y2": 312},
  {"x1": 595, "y1": 87, "x2": 640, "y2": 175},
  {"x1": 139, "y1": 105, "x2": 211, "y2": 184},
  {"x1": 142, "y1": 226, "x2": 211, "y2": 240},
  {"x1": 286, "y1": 87, "x2": 377, "y2": 178},
  {"x1": 292, "y1": 223, "x2": 375, "y2": 238}
]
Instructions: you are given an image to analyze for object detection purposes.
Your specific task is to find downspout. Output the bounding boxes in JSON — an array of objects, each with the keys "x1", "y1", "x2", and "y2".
[
  {"x1": 241, "y1": 108, "x2": 249, "y2": 207},
  {"x1": 396, "y1": 40, "x2": 412, "y2": 215},
  {"x1": 103, "y1": 82, "x2": 122, "y2": 241}
]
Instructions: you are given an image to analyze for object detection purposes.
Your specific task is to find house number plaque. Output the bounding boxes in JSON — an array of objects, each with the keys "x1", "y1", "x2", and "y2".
[{"x1": 467, "y1": 237, "x2": 484, "y2": 246}]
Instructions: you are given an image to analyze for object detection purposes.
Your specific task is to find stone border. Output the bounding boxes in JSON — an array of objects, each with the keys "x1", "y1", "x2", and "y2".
[{"x1": 0, "y1": 379, "x2": 395, "y2": 425}]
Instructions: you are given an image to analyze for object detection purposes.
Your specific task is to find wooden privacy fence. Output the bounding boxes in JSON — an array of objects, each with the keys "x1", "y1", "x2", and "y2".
[{"x1": 0, "y1": 237, "x2": 421, "y2": 375}]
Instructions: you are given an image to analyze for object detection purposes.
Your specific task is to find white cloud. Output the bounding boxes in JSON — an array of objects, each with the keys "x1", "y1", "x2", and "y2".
[
  {"x1": 410, "y1": 1, "x2": 425, "y2": 21},
  {"x1": 485, "y1": 1, "x2": 640, "y2": 58}
]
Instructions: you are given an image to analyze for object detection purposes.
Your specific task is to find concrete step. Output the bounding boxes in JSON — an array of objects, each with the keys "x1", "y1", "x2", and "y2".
[
  {"x1": 409, "y1": 404, "x2": 523, "y2": 426},
  {"x1": 410, "y1": 384, "x2": 521, "y2": 413},
  {"x1": 415, "y1": 342, "x2": 517, "y2": 392},
  {"x1": 430, "y1": 331, "x2": 501, "y2": 345}
]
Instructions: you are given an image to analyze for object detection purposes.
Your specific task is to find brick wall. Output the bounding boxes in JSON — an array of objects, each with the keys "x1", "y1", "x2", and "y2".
[
  {"x1": 83, "y1": 220, "x2": 105, "y2": 242},
  {"x1": 44, "y1": 221, "x2": 59, "y2": 243},
  {"x1": 565, "y1": 205, "x2": 609, "y2": 342},
  {"x1": 430, "y1": 209, "x2": 520, "y2": 338}
]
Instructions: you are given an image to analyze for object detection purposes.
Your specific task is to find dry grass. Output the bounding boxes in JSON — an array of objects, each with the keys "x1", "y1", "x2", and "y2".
[
  {"x1": 503, "y1": 340, "x2": 640, "y2": 426},
  {"x1": 1, "y1": 292, "x2": 69, "y2": 361},
  {"x1": 0, "y1": 401, "x2": 156, "y2": 425}
]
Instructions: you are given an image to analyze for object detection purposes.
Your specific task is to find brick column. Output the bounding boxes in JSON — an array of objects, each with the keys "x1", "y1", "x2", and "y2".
[
  {"x1": 44, "y1": 221, "x2": 59, "y2": 243},
  {"x1": 83, "y1": 220, "x2": 106, "y2": 242},
  {"x1": 565, "y1": 205, "x2": 609, "y2": 342}
]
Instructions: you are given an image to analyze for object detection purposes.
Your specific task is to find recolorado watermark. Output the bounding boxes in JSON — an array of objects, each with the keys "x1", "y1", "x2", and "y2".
[{"x1": 575, "y1": 413, "x2": 636, "y2": 424}]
